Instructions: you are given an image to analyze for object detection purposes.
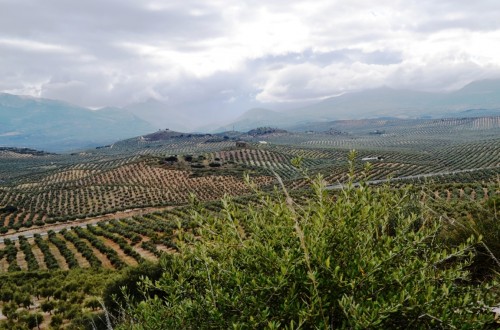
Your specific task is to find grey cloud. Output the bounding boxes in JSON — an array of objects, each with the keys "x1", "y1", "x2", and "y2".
[
  {"x1": 1, "y1": 0, "x2": 225, "y2": 39},
  {"x1": 416, "y1": 16, "x2": 500, "y2": 33},
  {"x1": 1, "y1": 0, "x2": 227, "y2": 62},
  {"x1": 405, "y1": 0, "x2": 500, "y2": 33},
  {"x1": 252, "y1": 49, "x2": 402, "y2": 66},
  {"x1": 1, "y1": 0, "x2": 500, "y2": 121}
]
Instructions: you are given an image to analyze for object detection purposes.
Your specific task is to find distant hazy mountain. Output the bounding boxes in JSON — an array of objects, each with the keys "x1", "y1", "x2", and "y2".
[
  {"x1": 224, "y1": 79, "x2": 500, "y2": 130},
  {"x1": 0, "y1": 93, "x2": 154, "y2": 151},
  {"x1": 3, "y1": 78, "x2": 500, "y2": 151},
  {"x1": 447, "y1": 79, "x2": 500, "y2": 108},
  {"x1": 124, "y1": 99, "x2": 190, "y2": 132},
  {"x1": 292, "y1": 79, "x2": 500, "y2": 120}
]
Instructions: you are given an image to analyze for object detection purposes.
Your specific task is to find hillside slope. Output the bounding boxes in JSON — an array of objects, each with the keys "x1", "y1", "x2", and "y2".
[{"x1": 0, "y1": 93, "x2": 154, "y2": 151}]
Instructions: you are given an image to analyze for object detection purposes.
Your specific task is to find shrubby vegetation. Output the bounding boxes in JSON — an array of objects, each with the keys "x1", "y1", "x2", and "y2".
[
  {"x1": 1, "y1": 122, "x2": 500, "y2": 329},
  {"x1": 111, "y1": 154, "x2": 499, "y2": 329},
  {"x1": 0, "y1": 268, "x2": 120, "y2": 329},
  {"x1": 433, "y1": 193, "x2": 500, "y2": 281}
]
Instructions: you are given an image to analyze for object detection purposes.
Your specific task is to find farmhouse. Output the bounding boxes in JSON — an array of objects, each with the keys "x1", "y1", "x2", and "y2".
[{"x1": 236, "y1": 141, "x2": 249, "y2": 148}]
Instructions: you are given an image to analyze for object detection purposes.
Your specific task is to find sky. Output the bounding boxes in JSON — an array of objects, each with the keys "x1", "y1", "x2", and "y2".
[{"x1": 1, "y1": 0, "x2": 500, "y2": 124}]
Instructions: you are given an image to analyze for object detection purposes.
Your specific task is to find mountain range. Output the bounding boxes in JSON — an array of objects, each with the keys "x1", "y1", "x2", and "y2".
[
  {"x1": 2, "y1": 79, "x2": 500, "y2": 151},
  {"x1": 218, "y1": 79, "x2": 500, "y2": 132},
  {"x1": 0, "y1": 93, "x2": 154, "y2": 151}
]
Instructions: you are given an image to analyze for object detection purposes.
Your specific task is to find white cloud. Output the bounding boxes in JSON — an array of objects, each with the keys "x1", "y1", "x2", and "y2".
[
  {"x1": 0, "y1": 38, "x2": 77, "y2": 53},
  {"x1": 1, "y1": 0, "x2": 500, "y2": 116}
]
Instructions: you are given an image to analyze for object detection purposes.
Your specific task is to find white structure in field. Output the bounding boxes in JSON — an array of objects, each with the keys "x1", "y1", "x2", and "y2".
[{"x1": 361, "y1": 156, "x2": 384, "y2": 161}]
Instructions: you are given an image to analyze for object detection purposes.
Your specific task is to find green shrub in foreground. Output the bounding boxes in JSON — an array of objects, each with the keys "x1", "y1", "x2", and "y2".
[
  {"x1": 115, "y1": 163, "x2": 498, "y2": 329},
  {"x1": 435, "y1": 194, "x2": 500, "y2": 281}
]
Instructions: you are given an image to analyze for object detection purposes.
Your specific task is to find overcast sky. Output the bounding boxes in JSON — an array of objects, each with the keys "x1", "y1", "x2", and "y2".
[{"x1": 1, "y1": 0, "x2": 500, "y2": 120}]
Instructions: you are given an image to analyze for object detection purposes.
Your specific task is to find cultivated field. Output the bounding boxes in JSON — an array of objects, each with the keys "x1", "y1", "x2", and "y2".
[{"x1": 0, "y1": 117, "x2": 499, "y2": 328}]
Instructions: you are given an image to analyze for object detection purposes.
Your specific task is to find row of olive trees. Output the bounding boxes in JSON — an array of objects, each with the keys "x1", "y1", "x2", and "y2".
[{"x1": 110, "y1": 153, "x2": 499, "y2": 329}]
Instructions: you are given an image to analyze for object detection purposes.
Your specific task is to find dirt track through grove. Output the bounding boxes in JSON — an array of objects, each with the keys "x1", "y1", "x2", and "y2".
[{"x1": 0, "y1": 206, "x2": 173, "y2": 243}]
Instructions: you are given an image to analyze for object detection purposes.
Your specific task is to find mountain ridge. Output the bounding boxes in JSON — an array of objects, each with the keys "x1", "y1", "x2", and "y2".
[
  {"x1": 0, "y1": 93, "x2": 155, "y2": 151},
  {"x1": 3, "y1": 79, "x2": 500, "y2": 150},
  {"x1": 221, "y1": 79, "x2": 500, "y2": 131}
]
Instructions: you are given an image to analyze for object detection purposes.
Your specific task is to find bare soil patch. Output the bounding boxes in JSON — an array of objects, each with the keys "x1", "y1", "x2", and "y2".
[
  {"x1": 15, "y1": 241, "x2": 27, "y2": 270},
  {"x1": 133, "y1": 244, "x2": 158, "y2": 261},
  {"x1": 156, "y1": 244, "x2": 177, "y2": 254},
  {"x1": 48, "y1": 242, "x2": 69, "y2": 270},
  {"x1": 61, "y1": 234, "x2": 90, "y2": 268},
  {"x1": 100, "y1": 237, "x2": 138, "y2": 266},
  {"x1": 79, "y1": 237, "x2": 114, "y2": 269},
  {"x1": 30, "y1": 242, "x2": 48, "y2": 270}
]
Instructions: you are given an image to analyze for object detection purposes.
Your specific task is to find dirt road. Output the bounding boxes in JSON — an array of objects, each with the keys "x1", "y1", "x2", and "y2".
[{"x1": 0, "y1": 206, "x2": 173, "y2": 243}]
